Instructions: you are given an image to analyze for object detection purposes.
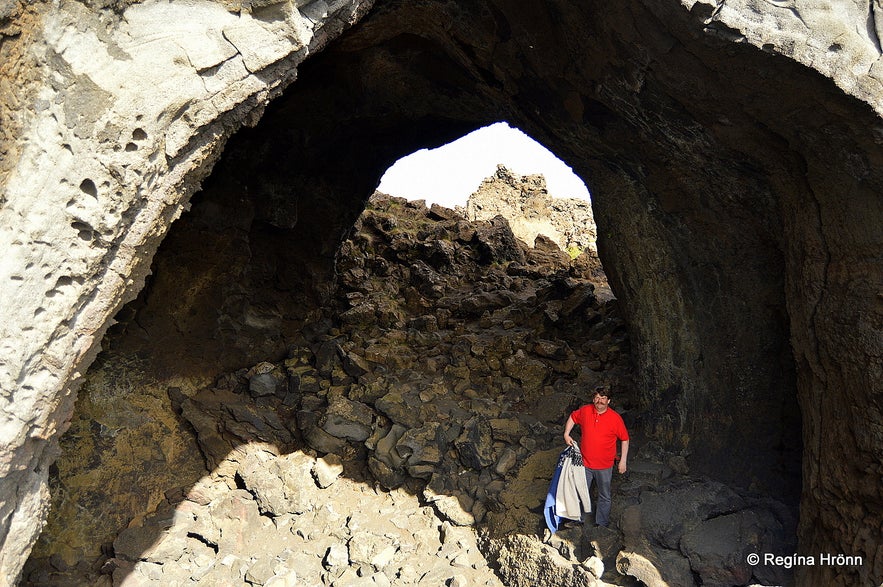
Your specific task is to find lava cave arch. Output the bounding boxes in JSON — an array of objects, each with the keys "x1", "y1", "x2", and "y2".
[
  {"x1": 115, "y1": 1, "x2": 879, "y2": 580},
  {"x1": 2, "y1": 0, "x2": 882, "y2": 585},
  {"x1": 156, "y1": 3, "x2": 883, "y2": 584}
]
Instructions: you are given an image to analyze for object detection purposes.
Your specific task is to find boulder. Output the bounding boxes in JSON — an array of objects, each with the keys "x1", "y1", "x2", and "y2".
[
  {"x1": 237, "y1": 447, "x2": 318, "y2": 516},
  {"x1": 313, "y1": 453, "x2": 344, "y2": 489},
  {"x1": 321, "y1": 396, "x2": 375, "y2": 442},
  {"x1": 471, "y1": 215, "x2": 526, "y2": 265},
  {"x1": 454, "y1": 418, "x2": 495, "y2": 470}
]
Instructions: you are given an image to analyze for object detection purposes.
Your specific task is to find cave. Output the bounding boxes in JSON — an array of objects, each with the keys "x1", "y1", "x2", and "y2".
[{"x1": 1, "y1": 0, "x2": 881, "y2": 585}]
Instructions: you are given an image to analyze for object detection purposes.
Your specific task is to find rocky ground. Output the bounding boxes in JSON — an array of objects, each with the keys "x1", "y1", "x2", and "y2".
[{"x1": 25, "y1": 193, "x2": 797, "y2": 587}]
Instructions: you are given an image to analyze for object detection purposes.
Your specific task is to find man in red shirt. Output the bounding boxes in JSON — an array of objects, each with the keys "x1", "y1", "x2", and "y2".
[{"x1": 563, "y1": 384, "x2": 629, "y2": 527}]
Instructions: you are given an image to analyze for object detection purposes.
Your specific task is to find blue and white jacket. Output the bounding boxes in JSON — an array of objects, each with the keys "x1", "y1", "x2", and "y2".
[{"x1": 544, "y1": 445, "x2": 591, "y2": 533}]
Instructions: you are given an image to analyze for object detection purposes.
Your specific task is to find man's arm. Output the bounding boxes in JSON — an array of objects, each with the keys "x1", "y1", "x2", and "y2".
[
  {"x1": 563, "y1": 415, "x2": 576, "y2": 446},
  {"x1": 618, "y1": 439, "x2": 629, "y2": 474}
]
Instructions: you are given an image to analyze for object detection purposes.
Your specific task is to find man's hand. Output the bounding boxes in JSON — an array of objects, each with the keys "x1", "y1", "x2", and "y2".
[
  {"x1": 563, "y1": 416, "x2": 576, "y2": 447},
  {"x1": 618, "y1": 440, "x2": 629, "y2": 474}
]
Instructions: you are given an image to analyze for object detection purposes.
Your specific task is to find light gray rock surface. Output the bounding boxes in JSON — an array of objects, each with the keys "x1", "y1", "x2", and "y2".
[
  {"x1": 461, "y1": 164, "x2": 599, "y2": 255},
  {"x1": 0, "y1": 1, "x2": 373, "y2": 582}
]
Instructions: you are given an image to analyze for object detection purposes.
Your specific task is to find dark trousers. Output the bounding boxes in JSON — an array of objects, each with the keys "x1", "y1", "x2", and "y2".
[{"x1": 585, "y1": 466, "x2": 613, "y2": 526}]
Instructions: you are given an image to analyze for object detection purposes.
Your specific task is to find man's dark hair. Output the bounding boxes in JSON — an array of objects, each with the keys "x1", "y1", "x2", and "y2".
[{"x1": 593, "y1": 384, "x2": 612, "y2": 399}]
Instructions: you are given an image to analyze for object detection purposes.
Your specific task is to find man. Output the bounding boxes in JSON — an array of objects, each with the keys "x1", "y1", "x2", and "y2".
[{"x1": 563, "y1": 384, "x2": 629, "y2": 527}]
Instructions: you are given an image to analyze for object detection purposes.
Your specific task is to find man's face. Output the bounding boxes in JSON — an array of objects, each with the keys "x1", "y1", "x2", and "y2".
[{"x1": 593, "y1": 392, "x2": 610, "y2": 411}]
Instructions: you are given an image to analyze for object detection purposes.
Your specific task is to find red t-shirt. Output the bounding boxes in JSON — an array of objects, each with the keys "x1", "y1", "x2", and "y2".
[{"x1": 570, "y1": 404, "x2": 629, "y2": 469}]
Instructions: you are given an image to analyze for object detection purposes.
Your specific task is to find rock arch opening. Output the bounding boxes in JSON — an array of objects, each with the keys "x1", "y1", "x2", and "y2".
[
  {"x1": 377, "y1": 122, "x2": 592, "y2": 208},
  {"x1": 376, "y1": 121, "x2": 606, "y2": 282}
]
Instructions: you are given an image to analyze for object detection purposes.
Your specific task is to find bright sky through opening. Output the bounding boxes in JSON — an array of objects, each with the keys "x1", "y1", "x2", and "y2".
[{"x1": 377, "y1": 122, "x2": 590, "y2": 209}]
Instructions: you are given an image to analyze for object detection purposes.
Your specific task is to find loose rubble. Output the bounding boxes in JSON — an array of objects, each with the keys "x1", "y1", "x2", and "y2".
[{"x1": 104, "y1": 443, "x2": 500, "y2": 586}]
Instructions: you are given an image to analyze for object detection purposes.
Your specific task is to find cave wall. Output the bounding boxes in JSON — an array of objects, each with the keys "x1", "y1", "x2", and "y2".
[
  {"x1": 0, "y1": 0, "x2": 375, "y2": 582},
  {"x1": 1, "y1": 0, "x2": 882, "y2": 584}
]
